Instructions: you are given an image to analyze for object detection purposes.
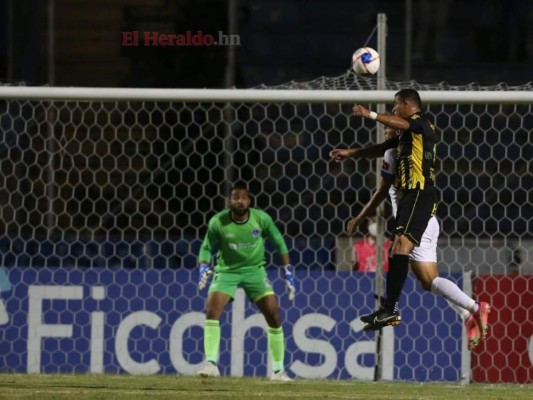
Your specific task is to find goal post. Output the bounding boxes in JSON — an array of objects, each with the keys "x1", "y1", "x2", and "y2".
[{"x1": 0, "y1": 77, "x2": 532, "y2": 382}]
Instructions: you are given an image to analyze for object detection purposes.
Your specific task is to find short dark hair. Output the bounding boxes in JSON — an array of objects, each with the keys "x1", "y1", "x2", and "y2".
[
  {"x1": 395, "y1": 89, "x2": 422, "y2": 109},
  {"x1": 228, "y1": 181, "x2": 248, "y2": 195}
]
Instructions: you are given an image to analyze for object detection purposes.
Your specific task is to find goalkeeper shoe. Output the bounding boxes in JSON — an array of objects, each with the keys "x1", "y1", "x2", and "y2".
[
  {"x1": 198, "y1": 361, "x2": 220, "y2": 378},
  {"x1": 473, "y1": 301, "x2": 491, "y2": 340},
  {"x1": 465, "y1": 313, "x2": 481, "y2": 350},
  {"x1": 361, "y1": 307, "x2": 401, "y2": 331},
  {"x1": 270, "y1": 370, "x2": 293, "y2": 382}
]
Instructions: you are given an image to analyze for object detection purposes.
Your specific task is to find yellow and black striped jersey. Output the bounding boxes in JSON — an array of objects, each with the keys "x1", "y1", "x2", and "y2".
[{"x1": 381, "y1": 112, "x2": 437, "y2": 190}]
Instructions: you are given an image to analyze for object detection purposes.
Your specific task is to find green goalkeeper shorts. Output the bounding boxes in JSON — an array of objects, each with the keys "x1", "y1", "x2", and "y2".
[{"x1": 208, "y1": 268, "x2": 274, "y2": 302}]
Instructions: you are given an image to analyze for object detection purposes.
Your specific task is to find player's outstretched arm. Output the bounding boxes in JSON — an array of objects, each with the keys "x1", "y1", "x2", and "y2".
[
  {"x1": 328, "y1": 148, "x2": 357, "y2": 161},
  {"x1": 330, "y1": 144, "x2": 384, "y2": 162},
  {"x1": 353, "y1": 104, "x2": 410, "y2": 131},
  {"x1": 347, "y1": 176, "x2": 393, "y2": 235}
]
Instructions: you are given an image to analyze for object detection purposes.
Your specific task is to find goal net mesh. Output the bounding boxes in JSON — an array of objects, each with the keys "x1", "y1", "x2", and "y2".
[{"x1": 0, "y1": 73, "x2": 531, "y2": 382}]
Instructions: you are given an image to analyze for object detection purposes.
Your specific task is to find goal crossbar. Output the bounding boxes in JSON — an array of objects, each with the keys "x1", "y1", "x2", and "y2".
[{"x1": 0, "y1": 87, "x2": 532, "y2": 104}]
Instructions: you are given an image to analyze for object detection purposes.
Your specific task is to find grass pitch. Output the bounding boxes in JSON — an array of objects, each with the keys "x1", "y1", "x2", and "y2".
[{"x1": 0, "y1": 374, "x2": 531, "y2": 400}]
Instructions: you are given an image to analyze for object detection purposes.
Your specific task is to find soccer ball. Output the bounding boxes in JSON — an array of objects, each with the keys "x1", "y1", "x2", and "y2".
[{"x1": 351, "y1": 47, "x2": 380, "y2": 75}]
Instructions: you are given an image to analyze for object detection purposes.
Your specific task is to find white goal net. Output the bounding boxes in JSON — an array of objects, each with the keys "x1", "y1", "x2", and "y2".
[{"x1": 0, "y1": 75, "x2": 531, "y2": 382}]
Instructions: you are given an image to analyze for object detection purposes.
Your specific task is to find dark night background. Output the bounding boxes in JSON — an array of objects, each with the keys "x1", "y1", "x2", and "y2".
[
  {"x1": 0, "y1": 0, "x2": 530, "y2": 273},
  {"x1": 1, "y1": 0, "x2": 532, "y2": 88}
]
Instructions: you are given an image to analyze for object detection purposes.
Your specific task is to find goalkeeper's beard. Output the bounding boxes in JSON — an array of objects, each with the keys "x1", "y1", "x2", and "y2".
[{"x1": 231, "y1": 206, "x2": 249, "y2": 220}]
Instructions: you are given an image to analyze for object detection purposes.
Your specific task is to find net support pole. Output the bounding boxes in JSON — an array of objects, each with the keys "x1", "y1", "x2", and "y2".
[
  {"x1": 45, "y1": 0, "x2": 57, "y2": 234},
  {"x1": 461, "y1": 271, "x2": 473, "y2": 385},
  {"x1": 7, "y1": 0, "x2": 14, "y2": 81},
  {"x1": 223, "y1": 0, "x2": 238, "y2": 191},
  {"x1": 404, "y1": 0, "x2": 413, "y2": 80},
  {"x1": 374, "y1": 12, "x2": 388, "y2": 382}
]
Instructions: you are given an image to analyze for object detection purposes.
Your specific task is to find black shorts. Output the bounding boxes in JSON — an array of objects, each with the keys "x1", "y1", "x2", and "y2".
[{"x1": 395, "y1": 188, "x2": 438, "y2": 246}]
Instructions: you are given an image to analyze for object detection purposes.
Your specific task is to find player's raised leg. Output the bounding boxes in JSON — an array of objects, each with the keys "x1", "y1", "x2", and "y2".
[{"x1": 411, "y1": 261, "x2": 488, "y2": 349}]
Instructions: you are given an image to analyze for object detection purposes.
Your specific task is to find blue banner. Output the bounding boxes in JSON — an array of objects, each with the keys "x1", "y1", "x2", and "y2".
[{"x1": 0, "y1": 267, "x2": 463, "y2": 381}]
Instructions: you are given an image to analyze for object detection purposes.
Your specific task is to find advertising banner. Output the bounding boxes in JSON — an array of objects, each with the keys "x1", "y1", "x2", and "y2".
[{"x1": 0, "y1": 268, "x2": 463, "y2": 381}]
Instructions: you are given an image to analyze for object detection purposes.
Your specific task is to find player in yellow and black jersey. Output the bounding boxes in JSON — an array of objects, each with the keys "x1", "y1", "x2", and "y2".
[
  {"x1": 393, "y1": 110, "x2": 437, "y2": 191},
  {"x1": 329, "y1": 89, "x2": 440, "y2": 330},
  {"x1": 331, "y1": 90, "x2": 490, "y2": 335}
]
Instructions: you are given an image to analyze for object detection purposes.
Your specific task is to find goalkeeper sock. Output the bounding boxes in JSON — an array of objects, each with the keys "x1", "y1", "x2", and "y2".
[
  {"x1": 385, "y1": 255, "x2": 409, "y2": 309},
  {"x1": 431, "y1": 277, "x2": 476, "y2": 314},
  {"x1": 268, "y1": 326, "x2": 285, "y2": 372},
  {"x1": 204, "y1": 319, "x2": 220, "y2": 364}
]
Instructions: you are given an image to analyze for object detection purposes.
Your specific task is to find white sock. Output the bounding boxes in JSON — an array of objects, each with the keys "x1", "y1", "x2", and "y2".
[
  {"x1": 446, "y1": 299, "x2": 470, "y2": 320},
  {"x1": 431, "y1": 277, "x2": 477, "y2": 314}
]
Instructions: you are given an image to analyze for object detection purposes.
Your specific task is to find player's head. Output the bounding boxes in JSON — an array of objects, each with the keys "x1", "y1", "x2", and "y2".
[
  {"x1": 382, "y1": 120, "x2": 401, "y2": 140},
  {"x1": 228, "y1": 182, "x2": 251, "y2": 218},
  {"x1": 393, "y1": 89, "x2": 422, "y2": 117},
  {"x1": 384, "y1": 126, "x2": 400, "y2": 139}
]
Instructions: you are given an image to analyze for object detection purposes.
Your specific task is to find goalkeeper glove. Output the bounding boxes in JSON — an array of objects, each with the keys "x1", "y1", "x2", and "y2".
[
  {"x1": 283, "y1": 264, "x2": 296, "y2": 301},
  {"x1": 198, "y1": 263, "x2": 213, "y2": 290}
]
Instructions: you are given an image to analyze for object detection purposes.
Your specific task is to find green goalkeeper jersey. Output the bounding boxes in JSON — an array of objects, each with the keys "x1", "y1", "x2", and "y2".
[{"x1": 198, "y1": 208, "x2": 289, "y2": 272}]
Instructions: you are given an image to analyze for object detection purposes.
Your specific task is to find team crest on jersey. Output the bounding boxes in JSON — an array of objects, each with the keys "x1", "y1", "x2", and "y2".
[{"x1": 252, "y1": 229, "x2": 260, "y2": 238}]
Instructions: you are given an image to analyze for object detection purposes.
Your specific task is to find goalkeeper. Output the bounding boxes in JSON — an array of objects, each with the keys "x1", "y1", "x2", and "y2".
[{"x1": 197, "y1": 182, "x2": 295, "y2": 381}]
